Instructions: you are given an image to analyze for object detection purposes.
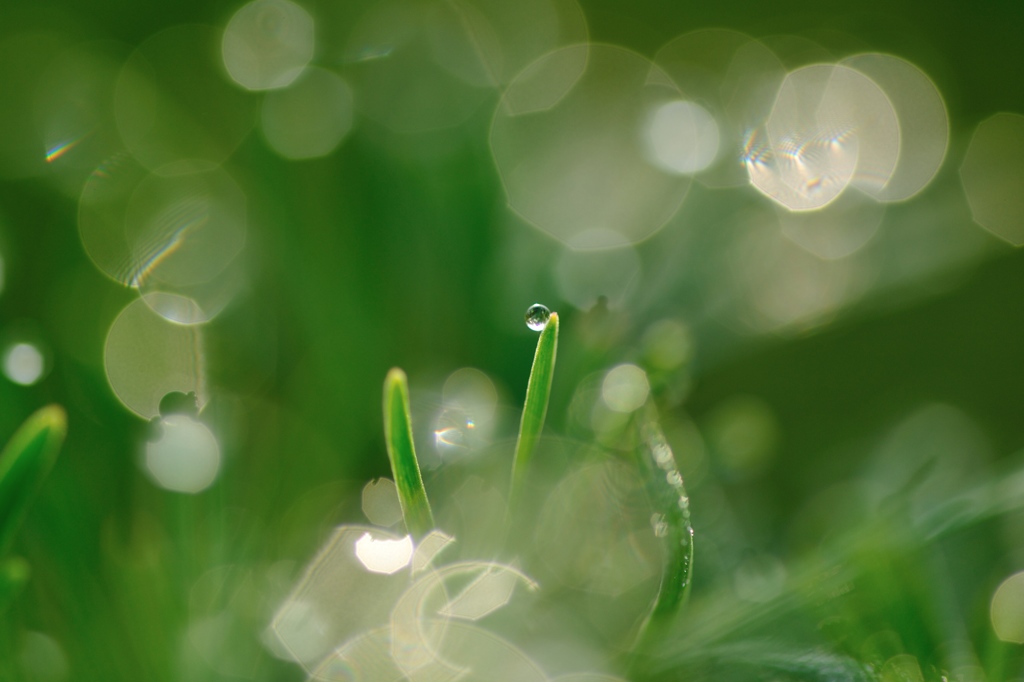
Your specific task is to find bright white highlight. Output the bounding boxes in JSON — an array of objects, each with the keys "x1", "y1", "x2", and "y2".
[
  {"x1": 354, "y1": 532, "x2": 414, "y2": 575},
  {"x1": 144, "y1": 414, "x2": 221, "y2": 494},
  {"x1": 3, "y1": 342, "x2": 45, "y2": 386},
  {"x1": 745, "y1": 64, "x2": 898, "y2": 211},
  {"x1": 645, "y1": 100, "x2": 720, "y2": 175},
  {"x1": 601, "y1": 364, "x2": 650, "y2": 413}
]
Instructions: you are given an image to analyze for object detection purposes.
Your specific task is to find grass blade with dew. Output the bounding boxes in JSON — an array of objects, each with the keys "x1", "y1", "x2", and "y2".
[
  {"x1": 384, "y1": 368, "x2": 435, "y2": 538},
  {"x1": 509, "y1": 311, "x2": 559, "y2": 512},
  {"x1": 0, "y1": 405, "x2": 67, "y2": 557},
  {"x1": 630, "y1": 407, "x2": 694, "y2": 656}
]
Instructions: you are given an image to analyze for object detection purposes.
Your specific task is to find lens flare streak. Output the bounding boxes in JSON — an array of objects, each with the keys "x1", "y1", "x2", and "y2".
[
  {"x1": 45, "y1": 135, "x2": 88, "y2": 163},
  {"x1": 120, "y1": 202, "x2": 210, "y2": 288}
]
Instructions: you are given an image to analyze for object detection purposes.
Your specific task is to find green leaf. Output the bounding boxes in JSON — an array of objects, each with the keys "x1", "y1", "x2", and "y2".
[
  {"x1": 0, "y1": 405, "x2": 67, "y2": 556},
  {"x1": 509, "y1": 312, "x2": 559, "y2": 511},
  {"x1": 383, "y1": 368, "x2": 434, "y2": 538},
  {"x1": 0, "y1": 556, "x2": 30, "y2": 613}
]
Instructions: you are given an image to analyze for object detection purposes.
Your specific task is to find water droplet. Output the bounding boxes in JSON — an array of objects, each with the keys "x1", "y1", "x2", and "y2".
[
  {"x1": 524, "y1": 303, "x2": 551, "y2": 331},
  {"x1": 666, "y1": 470, "x2": 683, "y2": 487},
  {"x1": 650, "y1": 513, "x2": 669, "y2": 537},
  {"x1": 652, "y1": 442, "x2": 675, "y2": 468}
]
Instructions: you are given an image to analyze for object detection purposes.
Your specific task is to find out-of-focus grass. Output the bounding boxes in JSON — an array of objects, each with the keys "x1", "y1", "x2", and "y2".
[{"x1": 0, "y1": 406, "x2": 65, "y2": 557}]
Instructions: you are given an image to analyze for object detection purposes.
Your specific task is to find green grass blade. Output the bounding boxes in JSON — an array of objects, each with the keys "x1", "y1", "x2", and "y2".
[
  {"x1": 509, "y1": 312, "x2": 559, "y2": 510},
  {"x1": 0, "y1": 556, "x2": 30, "y2": 613},
  {"x1": 0, "y1": 405, "x2": 67, "y2": 556},
  {"x1": 383, "y1": 368, "x2": 434, "y2": 538},
  {"x1": 631, "y1": 413, "x2": 694, "y2": 651}
]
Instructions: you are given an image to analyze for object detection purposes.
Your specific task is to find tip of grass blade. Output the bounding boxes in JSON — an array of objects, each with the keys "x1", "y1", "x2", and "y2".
[
  {"x1": 20, "y1": 405, "x2": 67, "y2": 443},
  {"x1": 384, "y1": 367, "x2": 406, "y2": 390},
  {"x1": 0, "y1": 405, "x2": 68, "y2": 556},
  {"x1": 383, "y1": 368, "x2": 435, "y2": 538}
]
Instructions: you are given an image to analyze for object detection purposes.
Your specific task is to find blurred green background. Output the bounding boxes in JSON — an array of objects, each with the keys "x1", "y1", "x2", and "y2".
[{"x1": 2, "y1": 0, "x2": 1024, "y2": 679}]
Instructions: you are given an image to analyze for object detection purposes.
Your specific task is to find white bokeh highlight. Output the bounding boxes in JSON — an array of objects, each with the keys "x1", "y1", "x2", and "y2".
[
  {"x1": 144, "y1": 414, "x2": 221, "y2": 494},
  {"x1": 3, "y1": 342, "x2": 45, "y2": 386},
  {"x1": 222, "y1": 0, "x2": 315, "y2": 91}
]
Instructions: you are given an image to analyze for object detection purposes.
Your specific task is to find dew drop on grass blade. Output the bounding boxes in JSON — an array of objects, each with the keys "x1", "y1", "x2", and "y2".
[
  {"x1": 631, "y1": 412, "x2": 694, "y2": 651},
  {"x1": 510, "y1": 310, "x2": 559, "y2": 512}
]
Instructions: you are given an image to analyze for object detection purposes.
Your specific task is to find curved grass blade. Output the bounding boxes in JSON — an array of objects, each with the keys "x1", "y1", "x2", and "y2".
[
  {"x1": 631, "y1": 411, "x2": 694, "y2": 652},
  {"x1": 0, "y1": 405, "x2": 67, "y2": 556},
  {"x1": 383, "y1": 368, "x2": 434, "y2": 538},
  {"x1": 0, "y1": 556, "x2": 30, "y2": 613},
  {"x1": 509, "y1": 312, "x2": 559, "y2": 511}
]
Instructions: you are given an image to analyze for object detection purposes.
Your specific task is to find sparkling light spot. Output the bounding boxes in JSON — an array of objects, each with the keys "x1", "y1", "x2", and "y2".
[
  {"x1": 601, "y1": 364, "x2": 650, "y2": 413},
  {"x1": 354, "y1": 532, "x2": 414, "y2": 575},
  {"x1": 644, "y1": 100, "x2": 720, "y2": 175},
  {"x1": 144, "y1": 414, "x2": 221, "y2": 494},
  {"x1": 3, "y1": 342, "x2": 45, "y2": 386},
  {"x1": 748, "y1": 63, "x2": 899, "y2": 211}
]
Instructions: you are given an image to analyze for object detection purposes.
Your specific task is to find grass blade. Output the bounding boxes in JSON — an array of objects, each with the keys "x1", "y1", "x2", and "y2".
[
  {"x1": 383, "y1": 368, "x2": 434, "y2": 538},
  {"x1": 630, "y1": 412, "x2": 694, "y2": 656},
  {"x1": 0, "y1": 405, "x2": 67, "y2": 556},
  {"x1": 509, "y1": 312, "x2": 559, "y2": 510}
]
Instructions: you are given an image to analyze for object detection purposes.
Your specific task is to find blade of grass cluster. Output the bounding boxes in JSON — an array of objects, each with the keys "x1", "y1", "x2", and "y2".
[
  {"x1": 383, "y1": 368, "x2": 434, "y2": 538},
  {"x1": 630, "y1": 407, "x2": 694, "y2": 657},
  {"x1": 0, "y1": 405, "x2": 67, "y2": 556},
  {"x1": 509, "y1": 312, "x2": 559, "y2": 512}
]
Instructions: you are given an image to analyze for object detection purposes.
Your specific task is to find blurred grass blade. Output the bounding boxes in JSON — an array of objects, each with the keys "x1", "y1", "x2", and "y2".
[
  {"x1": 0, "y1": 405, "x2": 67, "y2": 556},
  {"x1": 0, "y1": 556, "x2": 30, "y2": 613},
  {"x1": 632, "y1": 412, "x2": 694, "y2": 649},
  {"x1": 509, "y1": 312, "x2": 559, "y2": 510},
  {"x1": 383, "y1": 368, "x2": 434, "y2": 538}
]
